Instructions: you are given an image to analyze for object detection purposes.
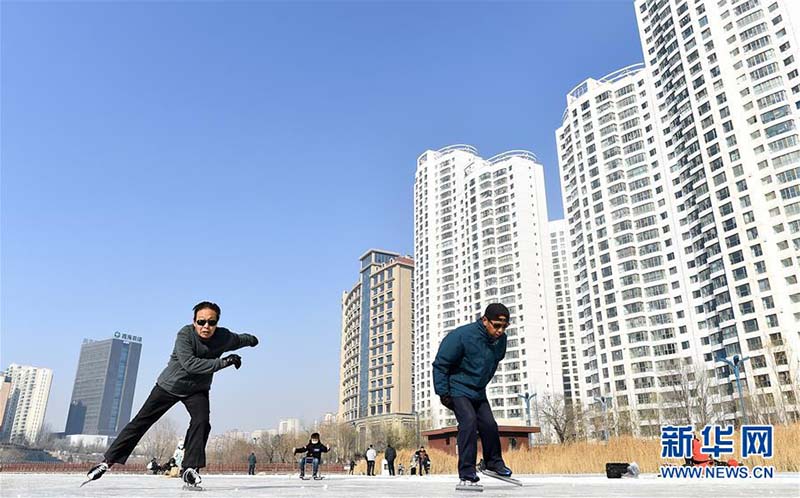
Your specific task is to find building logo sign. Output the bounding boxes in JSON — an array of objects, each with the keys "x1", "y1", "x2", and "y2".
[{"x1": 114, "y1": 331, "x2": 142, "y2": 343}]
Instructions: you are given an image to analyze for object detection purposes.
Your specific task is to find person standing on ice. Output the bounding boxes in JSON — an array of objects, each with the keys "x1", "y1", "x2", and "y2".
[
  {"x1": 83, "y1": 301, "x2": 259, "y2": 488},
  {"x1": 365, "y1": 445, "x2": 377, "y2": 476},
  {"x1": 433, "y1": 303, "x2": 514, "y2": 485},
  {"x1": 384, "y1": 443, "x2": 397, "y2": 476},
  {"x1": 248, "y1": 452, "x2": 257, "y2": 475}
]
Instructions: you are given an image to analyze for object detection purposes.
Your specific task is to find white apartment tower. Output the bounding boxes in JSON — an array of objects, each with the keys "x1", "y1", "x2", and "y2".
[
  {"x1": 556, "y1": 66, "x2": 701, "y2": 437},
  {"x1": 634, "y1": 0, "x2": 800, "y2": 424},
  {"x1": 556, "y1": 0, "x2": 800, "y2": 436},
  {"x1": 0, "y1": 364, "x2": 53, "y2": 444},
  {"x1": 548, "y1": 220, "x2": 581, "y2": 406},
  {"x1": 413, "y1": 145, "x2": 562, "y2": 430}
]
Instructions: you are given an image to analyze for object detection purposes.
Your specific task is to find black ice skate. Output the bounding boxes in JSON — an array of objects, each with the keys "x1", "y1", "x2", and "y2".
[{"x1": 80, "y1": 462, "x2": 109, "y2": 487}]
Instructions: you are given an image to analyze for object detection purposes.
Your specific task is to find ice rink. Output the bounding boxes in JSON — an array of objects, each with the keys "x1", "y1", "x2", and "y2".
[{"x1": 1, "y1": 473, "x2": 798, "y2": 498}]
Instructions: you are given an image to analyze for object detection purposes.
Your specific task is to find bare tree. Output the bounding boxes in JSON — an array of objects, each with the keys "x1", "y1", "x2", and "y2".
[
  {"x1": 763, "y1": 340, "x2": 800, "y2": 424},
  {"x1": 612, "y1": 406, "x2": 635, "y2": 437},
  {"x1": 257, "y1": 435, "x2": 278, "y2": 463},
  {"x1": 652, "y1": 360, "x2": 720, "y2": 431},
  {"x1": 136, "y1": 417, "x2": 179, "y2": 462},
  {"x1": 315, "y1": 421, "x2": 357, "y2": 463},
  {"x1": 271, "y1": 433, "x2": 304, "y2": 463},
  {"x1": 539, "y1": 393, "x2": 582, "y2": 443},
  {"x1": 33, "y1": 422, "x2": 56, "y2": 449}
]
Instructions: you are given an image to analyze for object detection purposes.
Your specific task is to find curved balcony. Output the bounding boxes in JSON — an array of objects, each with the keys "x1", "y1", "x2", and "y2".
[
  {"x1": 437, "y1": 144, "x2": 479, "y2": 156},
  {"x1": 488, "y1": 150, "x2": 540, "y2": 165}
]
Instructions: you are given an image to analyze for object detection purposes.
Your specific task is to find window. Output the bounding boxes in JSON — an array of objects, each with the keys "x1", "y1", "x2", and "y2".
[
  {"x1": 766, "y1": 119, "x2": 796, "y2": 138},
  {"x1": 756, "y1": 90, "x2": 786, "y2": 109},
  {"x1": 761, "y1": 105, "x2": 791, "y2": 123},
  {"x1": 743, "y1": 319, "x2": 760, "y2": 332}
]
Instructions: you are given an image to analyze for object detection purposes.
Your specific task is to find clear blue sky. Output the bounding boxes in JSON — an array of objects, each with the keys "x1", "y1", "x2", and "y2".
[{"x1": 1, "y1": 1, "x2": 643, "y2": 434}]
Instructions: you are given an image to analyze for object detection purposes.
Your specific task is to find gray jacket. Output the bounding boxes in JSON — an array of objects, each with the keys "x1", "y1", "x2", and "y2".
[{"x1": 156, "y1": 325, "x2": 256, "y2": 396}]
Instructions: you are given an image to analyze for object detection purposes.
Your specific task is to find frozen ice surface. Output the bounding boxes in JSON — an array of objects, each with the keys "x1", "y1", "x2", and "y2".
[{"x1": 0, "y1": 473, "x2": 798, "y2": 498}]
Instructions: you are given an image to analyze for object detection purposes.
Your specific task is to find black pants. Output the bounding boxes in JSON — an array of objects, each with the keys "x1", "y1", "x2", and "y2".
[
  {"x1": 248, "y1": 464, "x2": 256, "y2": 475},
  {"x1": 366, "y1": 460, "x2": 375, "y2": 475},
  {"x1": 104, "y1": 384, "x2": 211, "y2": 469},
  {"x1": 452, "y1": 397, "x2": 504, "y2": 478},
  {"x1": 387, "y1": 459, "x2": 395, "y2": 475}
]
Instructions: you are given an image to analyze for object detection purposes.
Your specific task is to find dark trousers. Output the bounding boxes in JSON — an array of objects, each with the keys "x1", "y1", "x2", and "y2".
[
  {"x1": 452, "y1": 396, "x2": 504, "y2": 478},
  {"x1": 248, "y1": 464, "x2": 256, "y2": 475},
  {"x1": 366, "y1": 460, "x2": 375, "y2": 475},
  {"x1": 387, "y1": 459, "x2": 395, "y2": 475},
  {"x1": 104, "y1": 384, "x2": 211, "y2": 469}
]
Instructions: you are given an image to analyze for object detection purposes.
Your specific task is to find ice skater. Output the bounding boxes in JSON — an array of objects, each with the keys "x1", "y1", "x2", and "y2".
[
  {"x1": 433, "y1": 303, "x2": 515, "y2": 490},
  {"x1": 294, "y1": 432, "x2": 329, "y2": 479},
  {"x1": 83, "y1": 301, "x2": 259, "y2": 489}
]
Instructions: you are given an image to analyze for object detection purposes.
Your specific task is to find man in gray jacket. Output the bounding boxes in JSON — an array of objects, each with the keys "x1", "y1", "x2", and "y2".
[{"x1": 85, "y1": 301, "x2": 258, "y2": 488}]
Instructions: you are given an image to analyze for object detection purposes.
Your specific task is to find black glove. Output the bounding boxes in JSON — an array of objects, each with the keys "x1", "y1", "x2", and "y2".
[
  {"x1": 440, "y1": 395, "x2": 455, "y2": 410},
  {"x1": 241, "y1": 334, "x2": 259, "y2": 347},
  {"x1": 221, "y1": 354, "x2": 242, "y2": 370}
]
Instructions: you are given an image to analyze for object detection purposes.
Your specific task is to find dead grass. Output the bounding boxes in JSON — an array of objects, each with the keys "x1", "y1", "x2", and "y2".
[{"x1": 354, "y1": 423, "x2": 799, "y2": 474}]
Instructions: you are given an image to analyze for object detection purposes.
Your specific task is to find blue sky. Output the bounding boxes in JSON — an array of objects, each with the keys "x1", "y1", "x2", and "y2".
[{"x1": 1, "y1": 1, "x2": 643, "y2": 434}]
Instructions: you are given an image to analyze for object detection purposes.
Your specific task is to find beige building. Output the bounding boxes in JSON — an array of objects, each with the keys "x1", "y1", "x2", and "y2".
[
  {"x1": 338, "y1": 250, "x2": 414, "y2": 434},
  {"x1": 0, "y1": 364, "x2": 53, "y2": 444}
]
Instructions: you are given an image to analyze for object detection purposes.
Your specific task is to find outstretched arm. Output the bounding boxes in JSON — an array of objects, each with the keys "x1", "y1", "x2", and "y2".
[{"x1": 225, "y1": 331, "x2": 259, "y2": 352}]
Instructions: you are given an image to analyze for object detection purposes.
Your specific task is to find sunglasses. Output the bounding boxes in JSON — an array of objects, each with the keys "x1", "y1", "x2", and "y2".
[
  {"x1": 488, "y1": 320, "x2": 509, "y2": 329},
  {"x1": 196, "y1": 319, "x2": 218, "y2": 327}
]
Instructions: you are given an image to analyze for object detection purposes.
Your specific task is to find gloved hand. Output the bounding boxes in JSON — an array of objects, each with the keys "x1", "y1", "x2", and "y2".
[
  {"x1": 221, "y1": 354, "x2": 242, "y2": 370},
  {"x1": 241, "y1": 334, "x2": 259, "y2": 347},
  {"x1": 440, "y1": 395, "x2": 455, "y2": 410}
]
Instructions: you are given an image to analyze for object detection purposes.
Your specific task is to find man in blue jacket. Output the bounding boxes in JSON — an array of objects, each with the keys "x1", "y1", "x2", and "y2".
[{"x1": 433, "y1": 303, "x2": 513, "y2": 484}]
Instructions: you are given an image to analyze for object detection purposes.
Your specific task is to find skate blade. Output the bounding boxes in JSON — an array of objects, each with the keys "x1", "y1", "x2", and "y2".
[
  {"x1": 479, "y1": 470, "x2": 522, "y2": 486},
  {"x1": 79, "y1": 479, "x2": 92, "y2": 488},
  {"x1": 182, "y1": 484, "x2": 204, "y2": 491},
  {"x1": 456, "y1": 483, "x2": 484, "y2": 492}
]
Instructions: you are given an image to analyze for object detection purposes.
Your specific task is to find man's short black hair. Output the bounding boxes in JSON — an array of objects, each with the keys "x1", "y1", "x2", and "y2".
[{"x1": 193, "y1": 301, "x2": 221, "y2": 320}]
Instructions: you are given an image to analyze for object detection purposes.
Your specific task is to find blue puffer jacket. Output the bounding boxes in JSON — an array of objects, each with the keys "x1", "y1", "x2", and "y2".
[{"x1": 432, "y1": 320, "x2": 507, "y2": 401}]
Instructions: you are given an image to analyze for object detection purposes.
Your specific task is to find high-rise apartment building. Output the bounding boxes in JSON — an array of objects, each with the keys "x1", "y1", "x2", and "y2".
[
  {"x1": 635, "y1": 0, "x2": 800, "y2": 424},
  {"x1": 557, "y1": 65, "x2": 700, "y2": 436},
  {"x1": 555, "y1": 0, "x2": 800, "y2": 436},
  {"x1": 548, "y1": 220, "x2": 581, "y2": 406},
  {"x1": 338, "y1": 250, "x2": 414, "y2": 424},
  {"x1": 413, "y1": 145, "x2": 561, "y2": 430},
  {"x1": 0, "y1": 364, "x2": 53, "y2": 444}
]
